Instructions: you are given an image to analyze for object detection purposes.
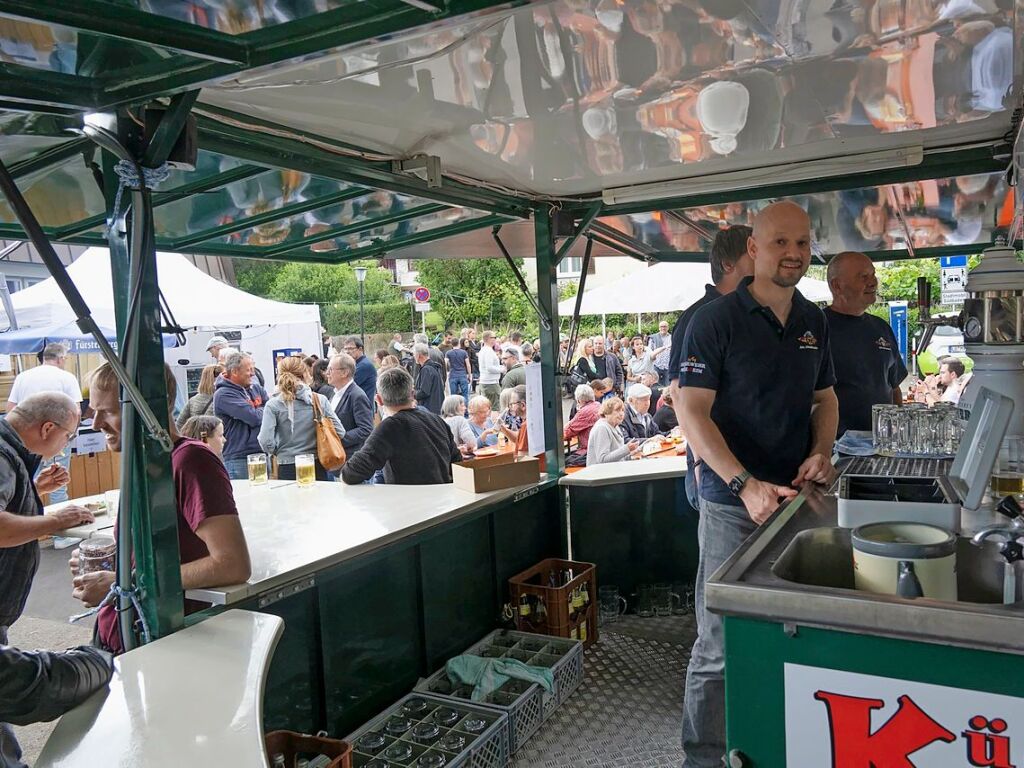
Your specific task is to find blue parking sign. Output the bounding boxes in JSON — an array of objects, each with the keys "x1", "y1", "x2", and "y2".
[
  {"x1": 940, "y1": 255, "x2": 967, "y2": 268},
  {"x1": 888, "y1": 301, "x2": 908, "y2": 365}
]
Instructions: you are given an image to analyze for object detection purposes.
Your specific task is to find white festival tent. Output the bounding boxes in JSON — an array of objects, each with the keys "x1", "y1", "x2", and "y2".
[
  {"x1": 0, "y1": 247, "x2": 322, "y2": 395},
  {"x1": 558, "y1": 262, "x2": 832, "y2": 320}
]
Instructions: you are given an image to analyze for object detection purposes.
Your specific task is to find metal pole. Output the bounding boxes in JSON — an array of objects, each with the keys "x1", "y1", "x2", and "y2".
[
  {"x1": 533, "y1": 208, "x2": 565, "y2": 475},
  {"x1": 358, "y1": 280, "x2": 365, "y2": 348}
]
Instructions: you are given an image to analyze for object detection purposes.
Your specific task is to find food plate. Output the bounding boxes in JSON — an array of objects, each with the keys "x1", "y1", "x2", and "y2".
[
  {"x1": 83, "y1": 501, "x2": 108, "y2": 516},
  {"x1": 474, "y1": 447, "x2": 500, "y2": 457}
]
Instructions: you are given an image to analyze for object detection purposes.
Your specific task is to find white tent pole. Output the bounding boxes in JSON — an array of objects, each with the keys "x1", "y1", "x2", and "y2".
[
  {"x1": 637, "y1": 312, "x2": 641, "y2": 334},
  {"x1": 601, "y1": 314, "x2": 606, "y2": 338}
]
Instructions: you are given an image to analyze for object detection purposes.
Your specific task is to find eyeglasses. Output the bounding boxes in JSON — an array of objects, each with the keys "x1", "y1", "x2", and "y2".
[{"x1": 49, "y1": 421, "x2": 77, "y2": 443}]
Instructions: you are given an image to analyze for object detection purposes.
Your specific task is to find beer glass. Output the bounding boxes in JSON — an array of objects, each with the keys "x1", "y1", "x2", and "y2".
[
  {"x1": 635, "y1": 584, "x2": 656, "y2": 618},
  {"x1": 247, "y1": 453, "x2": 268, "y2": 486},
  {"x1": 599, "y1": 585, "x2": 627, "y2": 624},
  {"x1": 79, "y1": 535, "x2": 116, "y2": 576},
  {"x1": 295, "y1": 454, "x2": 316, "y2": 487}
]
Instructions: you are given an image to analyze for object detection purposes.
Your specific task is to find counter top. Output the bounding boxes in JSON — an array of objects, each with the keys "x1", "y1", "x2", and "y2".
[
  {"x1": 558, "y1": 456, "x2": 686, "y2": 487},
  {"x1": 36, "y1": 609, "x2": 283, "y2": 768}
]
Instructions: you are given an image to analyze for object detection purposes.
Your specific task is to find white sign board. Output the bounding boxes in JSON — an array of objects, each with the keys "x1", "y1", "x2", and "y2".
[
  {"x1": 941, "y1": 266, "x2": 968, "y2": 306},
  {"x1": 74, "y1": 431, "x2": 108, "y2": 455},
  {"x1": 785, "y1": 663, "x2": 1024, "y2": 766},
  {"x1": 940, "y1": 290, "x2": 968, "y2": 306},
  {"x1": 415, "y1": 302, "x2": 431, "y2": 312},
  {"x1": 525, "y1": 362, "x2": 546, "y2": 458}
]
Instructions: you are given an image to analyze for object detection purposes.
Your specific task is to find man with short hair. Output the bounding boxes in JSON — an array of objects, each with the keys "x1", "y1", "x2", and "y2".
[
  {"x1": 466, "y1": 328, "x2": 481, "y2": 389},
  {"x1": 590, "y1": 336, "x2": 624, "y2": 394},
  {"x1": 342, "y1": 336, "x2": 378, "y2": 404},
  {"x1": 213, "y1": 351, "x2": 269, "y2": 480},
  {"x1": 916, "y1": 356, "x2": 967, "y2": 405},
  {"x1": 678, "y1": 202, "x2": 838, "y2": 768},
  {"x1": 412, "y1": 333, "x2": 446, "y2": 368},
  {"x1": 476, "y1": 331, "x2": 504, "y2": 408},
  {"x1": 326, "y1": 353, "x2": 373, "y2": 455},
  {"x1": 71, "y1": 362, "x2": 251, "y2": 654},
  {"x1": 824, "y1": 251, "x2": 907, "y2": 435},
  {"x1": 501, "y1": 347, "x2": 527, "y2": 391},
  {"x1": 413, "y1": 343, "x2": 445, "y2": 414},
  {"x1": 341, "y1": 367, "x2": 462, "y2": 485},
  {"x1": 7, "y1": 342, "x2": 83, "y2": 505},
  {"x1": 648, "y1": 321, "x2": 671, "y2": 350},
  {"x1": 206, "y1": 335, "x2": 229, "y2": 362},
  {"x1": 520, "y1": 342, "x2": 535, "y2": 364},
  {"x1": 387, "y1": 333, "x2": 405, "y2": 359}
]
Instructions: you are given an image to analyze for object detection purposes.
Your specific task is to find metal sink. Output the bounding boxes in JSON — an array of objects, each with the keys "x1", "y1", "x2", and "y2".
[{"x1": 771, "y1": 526, "x2": 1022, "y2": 605}]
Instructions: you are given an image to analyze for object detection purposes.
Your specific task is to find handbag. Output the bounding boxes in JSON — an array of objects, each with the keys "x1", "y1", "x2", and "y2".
[{"x1": 310, "y1": 393, "x2": 346, "y2": 471}]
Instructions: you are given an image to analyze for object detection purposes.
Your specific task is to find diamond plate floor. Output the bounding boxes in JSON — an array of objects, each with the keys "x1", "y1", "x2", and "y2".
[{"x1": 511, "y1": 614, "x2": 695, "y2": 768}]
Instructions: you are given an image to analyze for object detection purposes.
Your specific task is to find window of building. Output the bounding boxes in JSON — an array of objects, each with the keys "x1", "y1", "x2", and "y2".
[{"x1": 558, "y1": 256, "x2": 582, "y2": 278}]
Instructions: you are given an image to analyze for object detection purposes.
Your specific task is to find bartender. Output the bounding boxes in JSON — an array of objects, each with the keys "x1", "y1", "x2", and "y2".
[
  {"x1": 677, "y1": 201, "x2": 838, "y2": 768},
  {"x1": 823, "y1": 251, "x2": 907, "y2": 436}
]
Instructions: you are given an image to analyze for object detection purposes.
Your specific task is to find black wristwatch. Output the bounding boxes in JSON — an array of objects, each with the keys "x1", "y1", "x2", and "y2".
[{"x1": 729, "y1": 470, "x2": 752, "y2": 497}]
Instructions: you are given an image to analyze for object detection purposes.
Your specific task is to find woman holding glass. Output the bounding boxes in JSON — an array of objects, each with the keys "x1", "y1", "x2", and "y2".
[{"x1": 258, "y1": 356, "x2": 344, "y2": 481}]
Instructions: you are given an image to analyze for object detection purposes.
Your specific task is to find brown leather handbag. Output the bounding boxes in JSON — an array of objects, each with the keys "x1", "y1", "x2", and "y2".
[{"x1": 310, "y1": 394, "x2": 346, "y2": 471}]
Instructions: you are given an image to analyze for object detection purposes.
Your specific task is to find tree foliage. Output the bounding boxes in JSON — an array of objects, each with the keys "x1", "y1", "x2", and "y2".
[{"x1": 416, "y1": 258, "x2": 534, "y2": 331}]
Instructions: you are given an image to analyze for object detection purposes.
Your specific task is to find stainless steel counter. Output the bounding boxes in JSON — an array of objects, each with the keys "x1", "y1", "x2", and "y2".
[{"x1": 706, "y1": 485, "x2": 1024, "y2": 655}]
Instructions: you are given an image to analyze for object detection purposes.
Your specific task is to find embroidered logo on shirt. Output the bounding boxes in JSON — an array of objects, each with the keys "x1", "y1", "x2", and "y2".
[
  {"x1": 681, "y1": 355, "x2": 706, "y2": 374},
  {"x1": 797, "y1": 331, "x2": 819, "y2": 350},
  {"x1": 875, "y1": 336, "x2": 893, "y2": 351}
]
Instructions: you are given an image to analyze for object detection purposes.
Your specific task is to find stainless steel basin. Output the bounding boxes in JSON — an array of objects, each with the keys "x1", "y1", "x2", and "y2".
[{"x1": 771, "y1": 526, "x2": 1022, "y2": 605}]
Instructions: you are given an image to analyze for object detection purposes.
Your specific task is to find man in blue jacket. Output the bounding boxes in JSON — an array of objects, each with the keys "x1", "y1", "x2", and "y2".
[
  {"x1": 213, "y1": 351, "x2": 269, "y2": 479},
  {"x1": 342, "y1": 336, "x2": 378, "y2": 405},
  {"x1": 326, "y1": 353, "x2": 373, "y2": 454}
]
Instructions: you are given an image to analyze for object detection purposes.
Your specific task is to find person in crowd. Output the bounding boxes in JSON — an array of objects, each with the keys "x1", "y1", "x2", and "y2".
[
  {"x1": 181, "y1": 415, "x2": 226, "y2": 458},
  {"x1": 374, "y1": 349, "x2": 388, "y2": 366},
  {"x1": 591, "y1": 336, "x2": 625, "y2": 393},
  {"x1": 498, "y1": 387, "x2": 514, "y2": 418},
  {"x1": 438, "y1": 332, "x2": 455, "y2": 354},
  {"x1": 914, "y1": 356, "x2": 967, "y2": 405},
  {"x1": 7, "y1": 342, "x2": 83, "y2": 505},
  {"x1": 618, "y1": 335, "x2": 631, "y2": 364},
  {"x1": 413, "y1": 343, "x2": 445, "y2": 414},
  {"x1": 387, "y1": 333, "x2": 405, "y2": 359},
  {"x1": 504, "y1": 331, "x2": 523, "y2": 355},
  {"x1": 413, "y1": 333, "x2": 446, "y2": 368},
  {"x1": 500, "y1": 347, "x2": 527, "y2": 391},
  {"x1": 507, "y1": 386, "x2": 533, "y2": 458},
  {"x1": 625, "y1": 336, "x2": 657, "y2": 396},
  {"x1": 342, "y1": 336, "x2": 378, "y2": 404},
  {"x1": 610, "y1": 338, "x2": 623, "y2": 363},
  {"x1": 379, "y1": 355, "x2": 400, "y2": 372},
  {"x1": 326, "y1": 353, "x2": 373, "y2": 456},
  {"x1": 669, "y1": 225, "x2": 756, "y2": 512},
  {"x1": 258, "y1": 356, "x2": 344, "y2": 482},
  {"x1": 465, "y1": 327, "x2": 481, "y2": 389},
  {"x1": 677, "y1": 202, "x2": 837, "y2": 768},
  {"x1": 446, "y1": 338, "x2": 472, "y2": 410},
  {"x1": 641, "y1": 372, "x2": 664, "y2": 416},
  {"x1": 649, "y1": 320, "x2": 672, "y2": 350},
  {"x1": 498, "y1": 384, "x2": 526, "y2": 444},
  {"x1": 309, "y1": 358, "x2": 335, "y2": 399},
  {"x1": 70, "y1": 362, "x2": 251, "y2": 655},
  {"x1": 341, "y1": 367, "x2": 462, "y2": 485},
  {"x1": 441, "y1": 395, "x2": 476, "y2": 453},
  {"x1": 176, "y1": 364, "x2": 223, "y2": 429},
  {"x1": 476, "y1": 331, "x2": 504, "y2": 408},
  {"x1": 466, "y1": 395, "x2": 500, "y2": 448},
  {"x1": 521, "y1": 342, "x2": 536, "y2": 364},
  {"x1": 564, "y1": 384, "x2": 601, "y2": 466},
  {"x1": 587, "y1": 398, "x2": 641, "y2": 466},
  {"x1": 206, "y1": 335, "x2": 229, "y2": 362},
  {"x1": 573, "y1": 338, "x2": 599, "y2": 383},
  {"x1": 621, "y1": 384, "x2": 660, "y2": 439},
  {"x1": 213, "y1": 351, "x2": 270, "y2": 480},
  {"x1": 653, "y1": 388, "x2": 679, "y2": 433}
]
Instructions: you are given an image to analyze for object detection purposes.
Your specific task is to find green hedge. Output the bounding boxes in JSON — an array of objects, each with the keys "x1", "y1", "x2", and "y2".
[{"x1": 322, "y1": 302, "x2": 414, "y2": 335}]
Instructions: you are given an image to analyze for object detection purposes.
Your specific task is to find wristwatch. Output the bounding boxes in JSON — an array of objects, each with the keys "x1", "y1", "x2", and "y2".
[{"x1": 729, "y1": 470, "x2": 752, "y2": 497}]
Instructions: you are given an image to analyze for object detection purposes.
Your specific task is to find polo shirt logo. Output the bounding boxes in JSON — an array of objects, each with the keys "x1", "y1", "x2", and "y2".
[
  {"x1": 797, "y1": 331, "x2": 819, "y2": 350},
  {"x1": 875, "y1": 336, "x2": 892, "y2": 351},
  {"x1": 681, "y1": 355, "x2": 706, "y2": 374}
]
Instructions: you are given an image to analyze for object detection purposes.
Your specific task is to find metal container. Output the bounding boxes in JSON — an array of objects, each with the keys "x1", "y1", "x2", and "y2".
[{"x1": 852, "y1": 522, "x2": 957, "y2": 600}]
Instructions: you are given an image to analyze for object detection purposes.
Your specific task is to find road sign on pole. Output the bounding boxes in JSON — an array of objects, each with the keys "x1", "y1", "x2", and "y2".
[{"x1": 414, "y1": 287, "x2": 430, "y2": 303}]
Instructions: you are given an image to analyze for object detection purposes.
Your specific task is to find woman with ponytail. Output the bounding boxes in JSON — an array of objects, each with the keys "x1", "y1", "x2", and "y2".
[{"x1": 258, "y1": 355, "x2": 345, "y2": 481}]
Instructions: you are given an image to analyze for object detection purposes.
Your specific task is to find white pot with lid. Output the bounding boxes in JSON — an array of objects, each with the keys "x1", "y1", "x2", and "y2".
[{"x1": 852, "y1": 522, "x2": 957, "y2": 601}]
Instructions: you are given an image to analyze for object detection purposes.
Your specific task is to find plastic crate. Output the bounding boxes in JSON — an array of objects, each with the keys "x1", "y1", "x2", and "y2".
[
  {"x1": 344, "y1": 693, "x2": 509, "y2": 768},
  {"x1": 265, "y1": 731, "x2": 352, "y2": 768},
  {"x1": 415, "y1": 666, "x2": 543, "y2": 754},
  {"x1": 508, "y1": 558, "x2": 598, "y2": 648},
  {"x1": 464, "y1": 630, "x2": 584, "y2": 720}
]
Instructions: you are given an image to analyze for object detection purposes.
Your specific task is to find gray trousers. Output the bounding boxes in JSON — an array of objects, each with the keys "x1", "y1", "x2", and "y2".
[
  {"x1": 0, "y1": 626, "x2": 27, "y2": 768},
  {"x1": 681, "y1": 499, "x2": 756, "y2": 768}
]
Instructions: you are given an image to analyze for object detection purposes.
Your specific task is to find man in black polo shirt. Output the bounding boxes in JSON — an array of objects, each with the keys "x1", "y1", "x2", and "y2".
[
  {"x1": 669, "y1": 226, "x2": 754, "y2": 510},
  {"x1": 678, "y1": 201, "x2": 838, "y2": 768},
  {"x1": 824, "y1": 251, "x2": 906, "y2": 436}
]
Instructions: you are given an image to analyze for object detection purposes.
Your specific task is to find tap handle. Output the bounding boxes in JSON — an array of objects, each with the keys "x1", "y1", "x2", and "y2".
[
  {"x1": 999, "y1": 539, "x2": 1024, "y2": 563},
  {"x1": 996, "y1": 495, "x2": 1024, "y2": 520}
]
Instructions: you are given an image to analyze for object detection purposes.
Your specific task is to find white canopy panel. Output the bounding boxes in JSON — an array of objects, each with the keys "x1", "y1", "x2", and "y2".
[{"x1": 558, "y1": 262, "x2": 831, "y2": 315}]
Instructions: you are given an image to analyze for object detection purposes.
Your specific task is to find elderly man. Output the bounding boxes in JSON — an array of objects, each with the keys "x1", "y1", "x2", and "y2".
[
  {"x1": 342, "y1": 336, "x2": 378, "y2": 404},
  {"x1": 824, "y1": 251, "x2": 907, "y2": 435},
  {"x1": 476, "y1": 331, "x2": 504, "y2": 408},
  {"x1": 206, "y1": 335, "x2": 229, "y2": 362},
  {"x1": 326, "y1": 353, "x2": 373, "y2": 455},
  {"x1": 678, "y1": 201, "x2": 838, "y2": 768},
  {"x1": 213, "y1": 351, "x2": 269, "y2": 480},
  {"x1": 342, "y1": 367, "x2": 462, "y2": 485},
  {"x1": 621, "y1": 384, "x2": 659, "y2": 440},
  {"x1": 649, "y1": 320, "x2": 672, "y2": 350},
  {"x1": 413, "y1": 342, "x2": 445, "y2": 414},
  {"x1": 500, "y1": 347, "x2": 527, "y2": 391},
  {"x1": 71, "y1": 363, "x2": 251, "y2": 654}
]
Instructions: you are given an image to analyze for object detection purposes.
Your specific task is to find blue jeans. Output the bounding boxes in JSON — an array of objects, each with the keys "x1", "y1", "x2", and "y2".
[
  {"x1": 681, "y1": 498, "x2": 757, "y2": 768},
  {"x1": 37, "y1": 451, "x2": 71, "y2": 504},
  {"x1": 224, "y1": 457, "x2": 249, "y2": 481},
  {"x1": 449, "y1": 378, "x2": 470, "y2": 410},
  {"x1": 0, "y1": 626, "x2": 26, "y2": 768}
]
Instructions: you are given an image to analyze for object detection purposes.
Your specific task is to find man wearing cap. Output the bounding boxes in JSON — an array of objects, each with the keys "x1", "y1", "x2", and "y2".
[{"x1": 206, "y1": 335, "x2": 229, "y2": 362}]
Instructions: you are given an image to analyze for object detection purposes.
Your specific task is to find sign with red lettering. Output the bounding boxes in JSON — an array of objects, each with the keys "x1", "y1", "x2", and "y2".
[{"x1": 785, "y1": 664, "x2": 1024, "y2": 767}]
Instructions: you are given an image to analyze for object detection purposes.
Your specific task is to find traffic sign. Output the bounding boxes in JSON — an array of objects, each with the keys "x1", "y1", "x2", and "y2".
[
  {"x1": 414, "y1": 287, "x2": 431, "y2": 302},
  {"x1": 415, "y1": 302, "x2": 431, "y2": 312},
  {"x1": 940, "y1": 255, "x2": 967, "y2": 268}
]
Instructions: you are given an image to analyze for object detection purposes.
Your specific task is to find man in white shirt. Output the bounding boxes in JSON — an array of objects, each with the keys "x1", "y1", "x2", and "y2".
[
  {"x1": 476, "y1": 331, "x2": 505, "y2": 409},
  {"x1": 7, "y1": 343, "x2": 82, "y2": 504}
]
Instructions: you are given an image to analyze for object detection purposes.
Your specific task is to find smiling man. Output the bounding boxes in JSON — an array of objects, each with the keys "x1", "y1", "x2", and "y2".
[{"x1": 824, "y1": 251, "x2": 907, "y2": 436}]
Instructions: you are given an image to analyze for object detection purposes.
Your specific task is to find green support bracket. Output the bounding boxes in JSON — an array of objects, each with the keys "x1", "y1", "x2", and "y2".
[
  {"x1": 553, "y1": 202, "x2": 602, "y2": 266},
  {"x1": 141, "y1": 91, "x2": 200, "y2": 169},
  {"x1": 0, "y1": 62, "x2": 99, "y2": 111},
  {"x1": 532, "y1": 208, "x2": 565, "y2": 475},
  {"x1": 7, "y1": 138, "x2": 92, "y2": 181}
]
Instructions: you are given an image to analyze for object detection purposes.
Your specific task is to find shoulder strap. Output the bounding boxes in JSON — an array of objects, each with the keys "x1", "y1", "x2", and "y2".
[{"x1": 310, "y1": 392, "x2": 324, "y2": 422}]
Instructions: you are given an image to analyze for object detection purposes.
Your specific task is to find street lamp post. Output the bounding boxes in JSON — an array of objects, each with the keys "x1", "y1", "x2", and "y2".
[{"x1": 354, "y1": 266, "x2": 368, "y2": 348}]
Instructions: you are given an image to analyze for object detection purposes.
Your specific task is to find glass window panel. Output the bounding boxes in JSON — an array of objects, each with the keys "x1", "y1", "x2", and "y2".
[
  {"x1": 0, "y1": 158, "x2": 105, "y2": 230},
  {"x1": 137, "y1": 1, "x2": 352, "y2": 34}
]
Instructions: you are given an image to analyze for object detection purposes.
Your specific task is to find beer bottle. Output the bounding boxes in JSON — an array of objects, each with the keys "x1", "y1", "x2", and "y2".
[{"x1": 519, "y1": 594, "x2": 531, "y2": 618}]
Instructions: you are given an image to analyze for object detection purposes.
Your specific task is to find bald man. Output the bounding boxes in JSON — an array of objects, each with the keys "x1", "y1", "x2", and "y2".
[
  {"x1": 677, "y1": 201, "x2": 838, "y2": 768},
  {"x1": 825, "y1": 251, "x2": 906, "y2": 436}
]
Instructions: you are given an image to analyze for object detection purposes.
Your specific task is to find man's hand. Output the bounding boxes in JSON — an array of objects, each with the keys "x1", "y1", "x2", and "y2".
[
  {"x1": 739, "y1": 478, "x2": 798, "y2": 525},
  {"x1": 793, "y1": 453, "x2": 834, "y2": 487},
  {"x1": 47, "y1": 505, "x2": 95, "y2": 532},
  {"x1": 72, "y1": 570, "x2": 115, "y2": 608},
  {"x1": 35, "y1": 463, "x2": 70, "y2": 495}
]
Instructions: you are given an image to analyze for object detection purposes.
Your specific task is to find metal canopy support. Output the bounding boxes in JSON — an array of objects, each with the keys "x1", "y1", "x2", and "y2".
[
  {"x1": 532, "y1": 208, "x2": 564, "y2": 475},
  {"x1": 554, "y1": 203, "x2": 602, "y2": 266},
  {"x1": 492, "y1": 225, "x2": 551, "y2": 331},
  {"x1": 142, "y1": 91, "x2": 200, "y2": 168},
  {"x1": 562, "y1": 236, "x2": 593, "y2": 378},
  {"x1": 590, "y1": 220, "x2": 657, "y2": 259},
  {"x1": 588, "y1": 232, "x2": 650, "y2": 262}
]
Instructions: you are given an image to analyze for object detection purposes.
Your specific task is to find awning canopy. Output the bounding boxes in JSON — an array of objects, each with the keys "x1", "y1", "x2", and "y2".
[{"x1": 0, "y1": 319, "x2": 177, "y2": 354}]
